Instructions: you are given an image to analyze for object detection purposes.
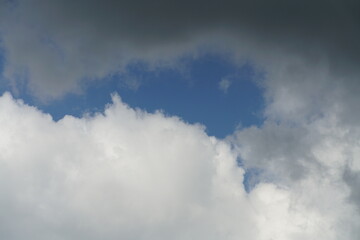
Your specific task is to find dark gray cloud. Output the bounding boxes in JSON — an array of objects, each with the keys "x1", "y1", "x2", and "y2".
[
  {"x1": 26, "y1": 0, "x2": 360, "y2": 48},
  {"x1": 0, "y1": 0, "x2": 359, "y2": 99},
  {"x1": 344, "y1": 167, "x2": 360, "y2": 211}
]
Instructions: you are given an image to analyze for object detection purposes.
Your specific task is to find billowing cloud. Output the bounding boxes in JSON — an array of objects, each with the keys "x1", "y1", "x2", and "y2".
[
  {"x1": 0, "y1": 92, "x2": 358, "y2": 239},
  {"x1": 228, "y1": 103, "x2": 360, "y2": 240},
  {"x1": 1, "y1": 1, "x2": 360, "y2": 239},
  {"x1": 0, "y1": 0, "x2": 359, "y2": 100}
]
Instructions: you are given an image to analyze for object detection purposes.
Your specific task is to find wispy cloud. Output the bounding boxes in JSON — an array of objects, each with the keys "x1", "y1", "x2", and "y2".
[{"x1": 218, "y1": 78, "x2": 231, "y2": 93}]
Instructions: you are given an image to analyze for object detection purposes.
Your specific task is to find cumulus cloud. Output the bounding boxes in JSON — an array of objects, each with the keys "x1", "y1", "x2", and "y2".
[
  {"x1": 1, "y1": 0, "x2": 360, "y2": 239},
  {"x1": 0, "y1": 92, "x2": 358, "y2": 239},
  {"x1": 228, "y1": 109, "x2": 360, "y2": 240}
]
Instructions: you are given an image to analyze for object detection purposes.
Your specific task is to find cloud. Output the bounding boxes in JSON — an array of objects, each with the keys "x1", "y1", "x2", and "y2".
[
  {"x1": 1, "y1": 1, "x2": 360, "y2": 238},
  {"x1": 227, "y1": 70, "x2": 360, "y2": 239},
  {"x1": 218, "y1": 78, "x2": 231, "y2": 93},
  {"x1": 229, "y1": 114, "x2": 360, "y2": 240},
  {"x1": 0, "y1": 0, "x2": 359, "y2": 100},
  {"x1": 0, "y1": 92, "x2": 358, "y2": 239}
]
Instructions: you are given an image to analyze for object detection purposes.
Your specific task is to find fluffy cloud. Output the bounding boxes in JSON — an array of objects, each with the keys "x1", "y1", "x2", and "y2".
[
  {"x1": 0, "y1": 92, "x2": 358, "y2": 239},
  {"x1": 229, "y1": 112, "x2": 360, "y2": 240},
  {"x1": 228, "y1": 73, "x2": 360, "y2": 240}
]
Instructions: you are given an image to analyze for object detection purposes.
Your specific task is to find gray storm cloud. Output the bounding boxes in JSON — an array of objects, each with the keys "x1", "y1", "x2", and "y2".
[{"x1": 0, "y1": 0, "x2": 359, "y2": 100}]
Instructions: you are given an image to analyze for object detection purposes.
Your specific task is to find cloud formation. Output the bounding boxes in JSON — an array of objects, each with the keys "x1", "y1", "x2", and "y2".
[
  {"x1": 0, "y1": 0, "x2": 359, "y2": 100},
  {"x1": 1, "y1": 1, "x2": 360, "y2": 239},
  {"x1": 1, "y1": 92, "x2": 358, "y2": 239}
]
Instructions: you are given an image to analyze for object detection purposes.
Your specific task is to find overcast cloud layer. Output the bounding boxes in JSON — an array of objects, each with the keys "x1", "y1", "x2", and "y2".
[
  {"x1": 0, "y1": 0, "x2": 360, "y2": 100},
  {"x1": 1, "y1": 0, "x2": 360, "y2": 239}
]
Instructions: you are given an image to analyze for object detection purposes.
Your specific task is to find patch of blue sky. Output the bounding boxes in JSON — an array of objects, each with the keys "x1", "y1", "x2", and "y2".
[
  {"x1": 243, "y1": 168, "x2": 264, "y2": 193},
  {"x1": 236, "y1": 156, "x2": 263, "y2": 193},
  {"x1": 1, "y1": 52, "x2": 265, "y2": 138},
  {"x1": 124, "y1": 54, "x2": 263, "y2": 137}
]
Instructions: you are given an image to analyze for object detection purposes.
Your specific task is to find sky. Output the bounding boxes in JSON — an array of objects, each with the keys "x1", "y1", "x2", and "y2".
[
  {"x1": 9, "y1": 53, "x2": 264, "y2": 138},
  {"x1": 0, "y1": 0, "x2": 360, "y2": 239}
]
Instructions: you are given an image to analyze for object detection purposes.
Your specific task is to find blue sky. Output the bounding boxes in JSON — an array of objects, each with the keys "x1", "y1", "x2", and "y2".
[{"x1": 5, "y1": 53, "x2": 264, "y2": 138}]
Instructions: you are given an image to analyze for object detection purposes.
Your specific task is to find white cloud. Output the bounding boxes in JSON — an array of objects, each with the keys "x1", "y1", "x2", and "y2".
[{"x1": 1, "y1": 92, "x2": 358, "y2": 239}]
